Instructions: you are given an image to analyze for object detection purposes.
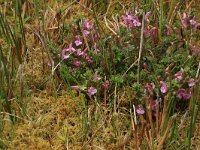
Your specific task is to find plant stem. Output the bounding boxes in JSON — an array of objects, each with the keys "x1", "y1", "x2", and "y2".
[{"x1": 137, "y1": 12, "x2": 145, "y2": 84}]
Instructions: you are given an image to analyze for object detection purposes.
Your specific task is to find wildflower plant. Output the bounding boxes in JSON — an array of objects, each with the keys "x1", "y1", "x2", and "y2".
[
  {"x1": 57, "y1": 0, "x2": 198, "y2": 143},
  {"x1": 0, "y1": 0, "x2": 199, "y2": 149},
  {"x1": 58, "y1": 1, "x2": 199, "y2": 114}
]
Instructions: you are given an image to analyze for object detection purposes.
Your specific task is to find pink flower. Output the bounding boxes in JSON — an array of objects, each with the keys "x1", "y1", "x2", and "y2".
[
  {"x1": 74, "y1": 35, "x2": 82, "y2": 46},
  {"x1": 71, "y1": 85, "x2": 79, "y2": 90},
  {"x1": 176, "y1": 89, "x2": 191, "y2": 100},
  {"x1": 62, "y1": 46, "x2": 72, "y2": 59},
  {"x1": 64, "y1": 43, "x2": 76, "y2": 53},
  {"x1": 181, "y1": 13, "x2": 188, "y2": 28},
  {"x1": 190, "y1": 17, "x2": 197, "y2": 26},
  {"x1": 160, "y1": 81, "x2": 168, "y2": 94},
  {"x1": 83, "y1": 30, "x2": 90, "y2": 36},
  {"x1": 122, "y1": 13, "x2": 141, "y2": 28},
  {"x1": 174, "y1": 71, "x2": 183, "y2": 81},
  {"x1": 188, "y1": 78, "x2": 195, "y2": 87},
  {"x1": 166, "y1": 0, "x2": 169, "y2": 5},
  {"x1": 73, "y1": 58, "x2": 81, "y2": 67},
  {"x1": 102, "y1": 80, "x2": 110, "y2": 90},
  {"x1": 85, "y1": 56, "x2": 93, "y2": 65},
  {"x1": 145, "y1": 11, "x2": 151, "y2": 22},
  {"x1": 93, "y1": 72, "x2": 101, "y2": 81},
  {"x1": 83, "y1": 19, "x2": 94, "y2": 30},
  {"x1": 87, "y1": 87, "x2": 97, "y2": 96},
  {"x1": 136, "y1": 106, "x2": 145, "y2": 115},
  {"x1": 152, "y1": 100, "x2": 157, "y2": 111},
  {"x1": 122, "y1": 13, "x2": 134, "y2": 28},
  {"x1": 62, "y1": 50, "x2": 70, "y2": 59},
  {"x1": 144, "y1": 82, "x2": 155, "y2": 96},
  {"x1": 133, "y1": 16, "x2": 141, "y2": 27}
]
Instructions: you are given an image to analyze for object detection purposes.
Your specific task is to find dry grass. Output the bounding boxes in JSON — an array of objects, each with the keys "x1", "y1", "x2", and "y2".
[{"x1": 2, "y1": 90, "x2": 127, "y2": 149}]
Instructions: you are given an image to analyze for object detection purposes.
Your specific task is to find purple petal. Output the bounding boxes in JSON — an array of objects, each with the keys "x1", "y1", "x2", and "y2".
[
  {"x1": 174, "y1": 71, "x2": 183, "y2": 81},
  {"x1": 67, "y1": 43, "x2": 76, "y2": 52},
  {"x1": 85, "y1": 56, "x2": 93, "y2": 65},
  {"x1": 83, "y1": 19, "x2": 94, "y2": 30},
  {"x1": 133, "y1": 16, "x2": 141, "y2": 27},
  {"x1": 71, "y1": 85, "x2": 79, "y2": 90},
  {"x1": 136, "y1": 107, "x2": 145, "y2": 115},
  {"x1": 190, "y1": 17, "x2": 197, "y2": 25},
  {"x1": 87, "y1": 87, "x2": 97, "y2": 96},
  {"x1": 63, "y1": 55, "x2": 70, "y2": 59},
  {"x1": 188, "y1": 78, "x2": 195, "y2": 87},
  {"x1": 122, "y1": 13, "x2": 135, "y2": 28},
  {"x1": 74, "y1": 35, "x2": 82, "y2": 46},
  {"x1": 152, "y1": 100, "x2": 157, "y2": 111},
  {"x1": 102, "y1": 80, "x2": 110, "y2": 90},
  {"x1": 93, "y1": 72, "x2": 101, "y2": 81},
  {"x1": 145, "y1": 11, "x2": 151, "y2": 22},
  {"x1": 62, "y1": 49, "x2": 70, "y2": 59},
  {"x1": 181, "y1": 13, "x2": 188, "y2": 28},
  {"x1": 75, "y1": 41, "x2": 82, "y2": 47},
  {"x1": 160, "y1": 81, "x2": 168, "y2": 94},
  {"x1": 73, "y1": 58, "x2": 81, "y2": 67},
  {"x1": 144, "y1": 82, "x2": 155, "y2": 95},
  {"x1": 176, "y1": 89, "x2": 191, "y2": 100},
  {"x1": 83, "y1": 30, "x2": 90, "y2": 36}
]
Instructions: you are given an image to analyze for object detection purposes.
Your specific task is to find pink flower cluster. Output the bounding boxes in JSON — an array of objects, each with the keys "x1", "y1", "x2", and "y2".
[
  {"x1": 181, "y1": 13, "x2": 198, "y2": 29},
  {"x1": 61, "y1": 19, "x2": 100, "y2": 68},
  {"x1": 136, "y1": 98, "x2": 162, "y2": 116},
  {"x1": 71, "y1": 85, "x2": 97, "y2": 96},
  {"x1": 70, "y1": 72, "x2": 110, "y2": 97},
  {"x1": 176, "y1": 89, "x2": 191, "y2": 100},
  {"x1": 144, "y1": 80, "x2": 168, "y2": 96},
  {"x1": 82, "y1": 19, "x2": 94, "y2": 37},
  {"x1": 122, "y1": 12, "x2": 141, "y2": 28},
  {"x1": 173, "y1": 71, "x2": 195, "y2": 100}
]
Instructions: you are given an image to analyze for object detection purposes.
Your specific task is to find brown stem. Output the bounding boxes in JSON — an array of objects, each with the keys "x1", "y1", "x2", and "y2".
[{"x1": 104, "y1": 89, "x2": 107, "y2": 107}]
